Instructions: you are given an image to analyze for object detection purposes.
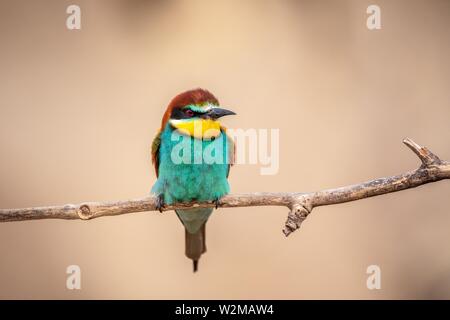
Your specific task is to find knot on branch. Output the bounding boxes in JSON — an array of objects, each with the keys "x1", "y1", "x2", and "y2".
[
  {"x1": 283, "y1": 198, "x2": 312, "y2": 237},
  {"x1": 77, "y1": 204, "x2": 92, "y2": 220}
]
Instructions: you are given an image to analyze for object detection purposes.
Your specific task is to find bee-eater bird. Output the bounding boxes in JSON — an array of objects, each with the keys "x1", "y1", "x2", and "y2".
[{"x1": 151, "y1": 89, "x2": 235, "y2": 272}]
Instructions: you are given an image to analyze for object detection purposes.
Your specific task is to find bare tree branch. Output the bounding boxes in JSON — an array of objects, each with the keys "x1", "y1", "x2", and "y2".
[{"x1": 0, "y1": 138, "x2": 449, "y2": 236}]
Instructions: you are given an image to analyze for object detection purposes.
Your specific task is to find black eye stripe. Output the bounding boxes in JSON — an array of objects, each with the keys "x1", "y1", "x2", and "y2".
[
  {"x1": 171, "y1": 108, "x2": 205, "y2": 119},
  {"x1": 171, "y1": 108, "x2": 189, "y2": 119}
]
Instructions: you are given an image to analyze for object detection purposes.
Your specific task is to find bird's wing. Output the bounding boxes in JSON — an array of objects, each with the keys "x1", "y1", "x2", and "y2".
[
  {"x1": 221, "y1": 126, "x2": 235, "y2": 178},
  {"x1": 151, "y1": 131, "x2": 162, "y2": 177}
]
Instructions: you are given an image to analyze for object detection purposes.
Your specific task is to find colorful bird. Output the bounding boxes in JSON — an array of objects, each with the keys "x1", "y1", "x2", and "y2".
[{"x1": 151, "y1": 89, "x2": 235, "y2": 272}]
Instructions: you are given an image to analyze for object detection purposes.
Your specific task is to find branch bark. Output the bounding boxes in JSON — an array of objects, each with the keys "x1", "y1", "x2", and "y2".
[{"x1": 1, "y1": 138, "x2": 449, "y2": 236}]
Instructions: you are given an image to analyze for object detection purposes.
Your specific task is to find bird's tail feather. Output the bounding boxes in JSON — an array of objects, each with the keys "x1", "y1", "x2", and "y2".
[
  {"x1": 176, "y1": 208, "x2": 212, "y2": 272},
  {"x1": 185, "y1": 223, "x2": 206, "y2": 272}
]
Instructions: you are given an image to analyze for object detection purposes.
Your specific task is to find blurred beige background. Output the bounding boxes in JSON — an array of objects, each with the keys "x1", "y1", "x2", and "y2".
[{"x1": 0, "y1": 0, "x2": 449, "y2": 299}]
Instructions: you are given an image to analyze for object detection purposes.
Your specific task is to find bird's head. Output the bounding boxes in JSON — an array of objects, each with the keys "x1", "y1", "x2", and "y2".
[{"x1": 161, "y1": 88, "x2": 236, "y2": 139}]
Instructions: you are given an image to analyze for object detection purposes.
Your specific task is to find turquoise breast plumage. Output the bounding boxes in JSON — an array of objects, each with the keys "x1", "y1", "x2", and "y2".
[{"x1": 151, "y1": 123, "x2": 231, "y2": 206}]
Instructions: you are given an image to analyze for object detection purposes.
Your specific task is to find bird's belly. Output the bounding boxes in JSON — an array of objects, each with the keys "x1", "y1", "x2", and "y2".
[{"x1": 153, "y1": 162, "x2": 230, "y2": 204}]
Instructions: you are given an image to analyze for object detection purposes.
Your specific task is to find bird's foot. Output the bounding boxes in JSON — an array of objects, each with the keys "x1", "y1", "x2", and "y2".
[
  {"x1": 213, "y1": 197, "x2": 221, "y2": 209},
  {"x1": 155, "y1": 194, "x2": 165, "y2": 213}
]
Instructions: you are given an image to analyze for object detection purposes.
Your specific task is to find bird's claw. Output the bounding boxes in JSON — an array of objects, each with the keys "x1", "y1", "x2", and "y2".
[
  {"x1": 213, "y1": 198, "x2": 221, "y2": 209},
  {"x1": 155, "y1": 194, "x2": 165, "y2": 213}
]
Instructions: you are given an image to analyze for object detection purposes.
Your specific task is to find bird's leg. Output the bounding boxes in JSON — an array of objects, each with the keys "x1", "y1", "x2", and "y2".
[
  {"x1": 213, "y1": 197, "x2": 221, "y2": 209},
  {"x1": 155, "y1": 194, "x2": 165, "y2": 213}
]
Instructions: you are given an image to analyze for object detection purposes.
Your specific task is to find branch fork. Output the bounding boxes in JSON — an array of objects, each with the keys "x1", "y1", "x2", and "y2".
[{"x1": 0, "y1": 138, "x2": 449, "y2": 237}]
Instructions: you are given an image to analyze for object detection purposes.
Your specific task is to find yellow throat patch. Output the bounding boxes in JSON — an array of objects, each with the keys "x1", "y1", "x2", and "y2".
[{"x1": 169, "y1": 119, "x2": 222, "y2": 139}]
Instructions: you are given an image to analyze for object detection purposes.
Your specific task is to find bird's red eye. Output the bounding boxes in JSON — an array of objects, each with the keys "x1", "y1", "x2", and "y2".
[{"x1": 184, "y1": 109, "x2": 194, "y2": 117}]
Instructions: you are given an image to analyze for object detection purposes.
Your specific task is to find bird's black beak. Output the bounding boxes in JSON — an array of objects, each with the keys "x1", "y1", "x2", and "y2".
[{"x1": 206, "y1": 107, "x2": 236, "y2": 119}]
